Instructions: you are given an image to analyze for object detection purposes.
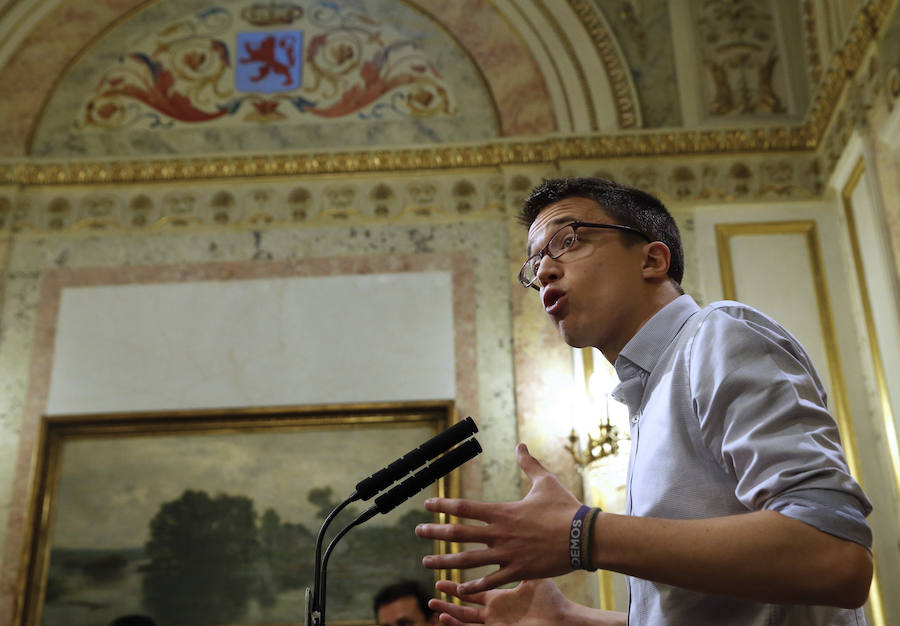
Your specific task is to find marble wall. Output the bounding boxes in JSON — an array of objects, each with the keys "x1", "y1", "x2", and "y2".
[{"x1": 0, "y1": 206, "x2": 525, "y2": 621}]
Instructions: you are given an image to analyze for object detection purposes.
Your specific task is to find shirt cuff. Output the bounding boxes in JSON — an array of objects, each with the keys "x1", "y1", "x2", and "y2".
[{"x1": 766, "y1": 488, "x2": 872, "y2": 548}]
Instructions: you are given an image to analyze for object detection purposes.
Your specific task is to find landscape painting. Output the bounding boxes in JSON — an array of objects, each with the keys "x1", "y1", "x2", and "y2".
[{"x1": 21, "y1": 403, "x2": 458, "y2": 626}]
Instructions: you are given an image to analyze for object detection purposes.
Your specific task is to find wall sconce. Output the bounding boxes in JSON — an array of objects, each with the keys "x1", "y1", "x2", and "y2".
[
  {"x1": 566, "y1": 408, "x2": 620, "y2": 466},
  {"x1": 567, "y1": 347, "x2": 628, "y2": 468}
]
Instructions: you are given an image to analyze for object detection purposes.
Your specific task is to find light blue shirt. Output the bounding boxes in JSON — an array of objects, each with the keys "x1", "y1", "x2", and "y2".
[{"x1": 612, "y1": 295, "x2": 872, "y2": 626}]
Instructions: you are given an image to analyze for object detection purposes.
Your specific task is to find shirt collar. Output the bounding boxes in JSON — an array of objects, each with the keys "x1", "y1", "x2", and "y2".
[{"x1": 615, "y1": 294, "x2": 700, "y2": 379}]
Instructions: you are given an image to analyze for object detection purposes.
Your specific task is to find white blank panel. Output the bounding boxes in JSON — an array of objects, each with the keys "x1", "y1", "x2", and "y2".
[
  {"x1": 47, "y1": 272, "x2": 456, "y2": 414},
  {"x1": 728, "y1": 233, "x2": 833, "y2": 394}
]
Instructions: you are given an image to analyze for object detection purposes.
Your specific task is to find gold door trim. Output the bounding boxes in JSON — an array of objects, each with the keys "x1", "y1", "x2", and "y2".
[{"x1": 840, "y1": 158, "x2": 900, "y2": 499}]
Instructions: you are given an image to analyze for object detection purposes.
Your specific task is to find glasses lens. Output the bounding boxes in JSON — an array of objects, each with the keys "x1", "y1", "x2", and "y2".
[
  {"x1": 519, "y1": 254, "x2": 539, "y2": 286},
  {"x1": 519, "y1": 224, "x2": 578, "y2": 288},
  {"x1": 548, "y1": 224, "x2": 576, "y2": 257}
]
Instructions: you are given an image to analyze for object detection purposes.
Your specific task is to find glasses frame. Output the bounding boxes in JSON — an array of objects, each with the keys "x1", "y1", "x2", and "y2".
[{"x1": 519, "y1": 220, "x2": 652, "y2": 289}]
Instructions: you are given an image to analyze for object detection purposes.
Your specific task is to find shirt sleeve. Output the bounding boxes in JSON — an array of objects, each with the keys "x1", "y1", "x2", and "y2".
[{"x1": 688, "y1": 306, "x2": 873, "y2": 548}]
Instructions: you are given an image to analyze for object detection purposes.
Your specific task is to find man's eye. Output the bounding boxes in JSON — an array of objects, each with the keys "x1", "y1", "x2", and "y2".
[
  {"x1": 562, "y1": 234, "x2": 575, "y2": 248},
  {"x1": 531, "y1": 257, "x2": 541, "y2": 272}
]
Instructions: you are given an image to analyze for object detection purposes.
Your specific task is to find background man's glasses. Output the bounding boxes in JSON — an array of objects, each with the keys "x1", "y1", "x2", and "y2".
[{"x1": 519, "y1": 221, "x2": 651, "y2": 289}]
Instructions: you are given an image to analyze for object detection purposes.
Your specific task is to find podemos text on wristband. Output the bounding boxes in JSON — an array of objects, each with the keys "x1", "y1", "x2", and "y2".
[{"x1": 569, "y1": 505, "x2": 590, "y2": 569}]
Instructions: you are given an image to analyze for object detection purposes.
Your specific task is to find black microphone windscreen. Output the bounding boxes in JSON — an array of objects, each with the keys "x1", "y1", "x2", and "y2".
[
  {"x1": 355, "y1": 416, "x2": 477, "y2": 500},
  {"x1": 374, "y1": 438, "x2": 482, "y2": 514}
]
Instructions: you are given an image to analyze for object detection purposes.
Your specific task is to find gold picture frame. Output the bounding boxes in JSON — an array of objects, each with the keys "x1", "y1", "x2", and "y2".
[{"x1": 17, "y1": 401, "x2": 462, "y2": 626}]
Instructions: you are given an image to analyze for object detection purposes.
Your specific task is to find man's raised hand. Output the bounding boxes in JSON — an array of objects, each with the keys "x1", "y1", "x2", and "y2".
[{"x1": 415, "y1": 443, "x2": 582, "y2": 594}]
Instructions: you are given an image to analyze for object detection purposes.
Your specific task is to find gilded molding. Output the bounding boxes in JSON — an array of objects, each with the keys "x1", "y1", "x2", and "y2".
[
  {"x1": 0, "y1": 153, "x2": 825, "y2": 235},
  {"x1": 566, "y1": 0, "x2": 638, "y2": 129},
  {"x1": 0, "y1": 128, "x2": 816, "y2": 186},
  {"x1": 802, "y1": 0, "x2": 822, "y2": 85},
  {"x1": 806, "y1": 0, "x2": 892, "y2": 137}
]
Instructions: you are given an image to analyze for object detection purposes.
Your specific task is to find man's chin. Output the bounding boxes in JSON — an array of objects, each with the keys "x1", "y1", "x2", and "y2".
[{"x1": 557, "y1": 325, "x2": 590, "y2": 349}]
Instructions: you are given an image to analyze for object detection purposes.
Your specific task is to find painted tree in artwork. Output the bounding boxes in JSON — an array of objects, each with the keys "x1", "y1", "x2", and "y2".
[
  {"x1": 137, "y1": 484, "x2": 433, "y2": 623},
  {"x1": 258, "y1": 507, "x2": 316, "y2": 597},
  {"x1": 142, "y1": 489, "x2": 261, "y2": 626}
]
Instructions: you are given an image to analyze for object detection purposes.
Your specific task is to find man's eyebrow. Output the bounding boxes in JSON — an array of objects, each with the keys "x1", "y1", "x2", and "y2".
[{"x1": 526, "y1": 216, "x2": 575, "y2": 256}]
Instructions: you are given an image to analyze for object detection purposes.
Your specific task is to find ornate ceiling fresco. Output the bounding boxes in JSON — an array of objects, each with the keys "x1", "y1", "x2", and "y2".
[
  {"x1": 29, "y1": 0, "x2": 500, "y2": 157},
  {"x1": 0, "y1": 0, "x2": 897, "y2": 196}
]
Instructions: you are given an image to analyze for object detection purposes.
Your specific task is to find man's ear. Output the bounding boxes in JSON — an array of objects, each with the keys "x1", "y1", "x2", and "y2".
[{"x1": 641, "y1": 241, "x2": 671, "y2": 280}]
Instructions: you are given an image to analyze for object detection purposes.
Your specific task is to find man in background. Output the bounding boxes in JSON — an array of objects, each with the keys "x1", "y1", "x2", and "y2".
[{"x1": 374, "y1": 580, "x2": 438, "y2": 626}]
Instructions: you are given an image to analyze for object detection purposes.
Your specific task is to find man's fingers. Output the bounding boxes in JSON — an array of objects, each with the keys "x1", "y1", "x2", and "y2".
[
  {"x1": 456, "y1": 567, "x2": 518, "y2": 595},
  {"x1": 430, "y1": 583, "x2": 489, "y2": 626},
  {"x1": 424, "y1": 497, "x2": 495, "y2": 521},
  {"x1": 438, "y1": 613, "x2": 473, "y2": 626},
  {"x1": 422, "y1": 547, "x2": 496, "y2": 570},
  {"x1": 428, "y1": 599, "x2": 484, "y2": 625},
  {"x1": 434, "y1": 579, "x2": 460, "y2": 595},
  {"x1": 416, "y1": 521, "x2": 492, "y2": 544},
  {"x1": 434, "y1": 580, "x2": 489, "y2": 604},
  {"x1": 516, "y1": 442, "x2": 552, "y2": 480}
]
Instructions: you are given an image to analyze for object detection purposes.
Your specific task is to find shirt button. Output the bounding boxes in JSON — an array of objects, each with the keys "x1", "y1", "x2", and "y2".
[{"x1": 631, "y1": 414, "x2": 639, "y2": 424}]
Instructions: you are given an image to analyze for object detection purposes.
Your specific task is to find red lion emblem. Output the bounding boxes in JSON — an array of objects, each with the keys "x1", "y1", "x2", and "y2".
[{"x1": 240, "y1": 35, "x2": 297, "y2": 87}]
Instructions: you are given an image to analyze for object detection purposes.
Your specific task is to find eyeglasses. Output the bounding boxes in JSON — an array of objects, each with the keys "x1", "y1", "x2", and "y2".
[{"x1": 518, "y1": 221, "x2": 651, "y2": 289}]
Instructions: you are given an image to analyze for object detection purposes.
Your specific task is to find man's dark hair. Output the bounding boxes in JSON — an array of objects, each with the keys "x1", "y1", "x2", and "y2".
[
  {"x1": 373, "y1": 579, "x2": 434, "y2": 619},
  {"x1": 519, "y1": 177, "x2": 685, "y2": 287}
]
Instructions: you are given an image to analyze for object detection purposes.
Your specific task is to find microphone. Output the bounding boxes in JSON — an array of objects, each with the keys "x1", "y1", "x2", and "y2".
[
  {"x1": 317, "y1": 436, "x2": 482, "y2": 625},
  {"x1": 374, "y1": 437, "x2": 482, "y2": 514},
  {"x1": 354, "y1": 416, "x2": 478, "y2": 500},
  {"x1": 307, "y1": 418, "x2": 480, "y2": 626}
]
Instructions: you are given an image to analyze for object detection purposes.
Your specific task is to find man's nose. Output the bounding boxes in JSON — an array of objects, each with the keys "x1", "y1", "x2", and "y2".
[{"x1": 535, "y1": 254, "x2": 562, "y2": 287}]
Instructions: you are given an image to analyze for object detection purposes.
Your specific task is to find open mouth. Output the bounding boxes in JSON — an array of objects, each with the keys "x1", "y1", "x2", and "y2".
[{"x1": 542, "y1": 287, "x2": 565, "y2": 314}]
